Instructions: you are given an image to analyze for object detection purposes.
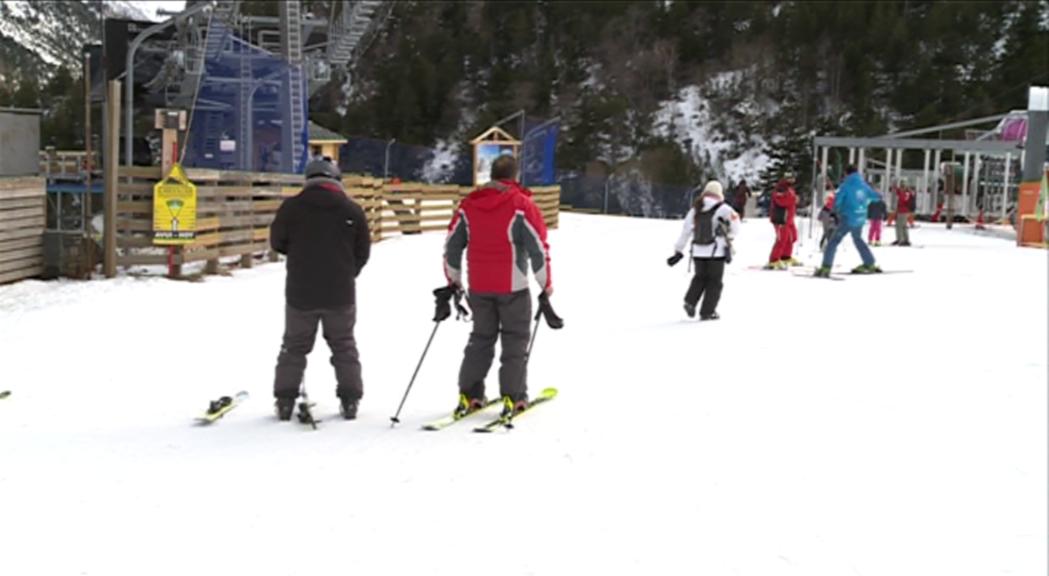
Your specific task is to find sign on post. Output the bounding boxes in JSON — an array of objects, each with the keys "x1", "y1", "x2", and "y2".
[
  {"x1": 153, "y1": 163, "x2": 197, "y2": 245},
  {"x1": 470, "y1": 127, "x2": 520, "y2": 187}
]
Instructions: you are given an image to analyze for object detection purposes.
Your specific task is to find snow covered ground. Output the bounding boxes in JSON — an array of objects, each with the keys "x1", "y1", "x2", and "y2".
[{"x1": 0, "y1": 213, "x2": 1045, "y2": 576}]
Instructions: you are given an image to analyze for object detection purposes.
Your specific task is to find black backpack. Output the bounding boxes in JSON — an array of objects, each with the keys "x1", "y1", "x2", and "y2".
[
  {"x1": 693, "y1": 202, "x2": 724, "y2": 245},
  {"x1": 770, "y1": 203, "x2": 787, "y2": 225}
]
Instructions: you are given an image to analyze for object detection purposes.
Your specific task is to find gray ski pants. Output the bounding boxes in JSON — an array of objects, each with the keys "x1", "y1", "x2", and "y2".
[
  {"x1": 895, "y1": 213, "x2": 910, "y2": 244},
  {"x1": 273, "y1": 305, "x2": 363, "y2": 400},
  {"x1": 458, "y1": 290, "x2": 532, "y2": 402}
]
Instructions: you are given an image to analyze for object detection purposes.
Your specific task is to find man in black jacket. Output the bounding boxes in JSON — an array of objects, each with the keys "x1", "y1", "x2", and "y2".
[{"x1": 270, "y1": 157, "x2": 371, "y2": 420}]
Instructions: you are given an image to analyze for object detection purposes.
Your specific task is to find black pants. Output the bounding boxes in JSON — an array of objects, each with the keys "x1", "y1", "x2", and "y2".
[
  {"x1": 685, "y1": 258, "x2": 725, "y2": 317},
  {"x1": 458, "y1": 290, "x2": 532, "y2": 402},
  {"x1": 273, "y1": 305, "x2": 362, "y2": 400}
]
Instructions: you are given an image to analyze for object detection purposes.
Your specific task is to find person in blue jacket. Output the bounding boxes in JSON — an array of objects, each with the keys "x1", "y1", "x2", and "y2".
[{"x1": 815, "y1": 165, "x2": 882, "y2": 277}]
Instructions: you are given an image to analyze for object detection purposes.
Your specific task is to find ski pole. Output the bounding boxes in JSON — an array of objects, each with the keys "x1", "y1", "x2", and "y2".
[{"x1": 389, "y1": 321, "x2": 441, "y2": 426}]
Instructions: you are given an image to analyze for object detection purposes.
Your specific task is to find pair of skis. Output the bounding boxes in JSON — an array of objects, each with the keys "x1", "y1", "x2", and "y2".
[
  {"x1": 192, "y1": 387, "x2": 558, "y2": 432},
  {"x1": 193, "y1": 391, "x2": 321, "y2": 429},
  {"x1": 792, "y1": 267, "x2": 913, "y2": 280},
  {"x1": 421, "y1": 387, "x2": 558, "y2": 433},
  {"x1": 194, "y1": 391, "x2": 249, "y2": 425}
]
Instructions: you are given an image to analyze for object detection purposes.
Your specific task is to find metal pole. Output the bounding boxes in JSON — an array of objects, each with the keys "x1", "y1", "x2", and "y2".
[
  {"x1": 895, "y1": 146, "x2": 904, "y2": 185},
  {"x1": 961, "y1": 152, "x2": 971, "y2": 220},
  {"x1": 933, "y1": 149, "x2": 942, "y2": 216},
  {"x1": 493, "y1": 109, "x2": 525, "y2": 137},
  {"x1": 971, "y1": 155, "x2": 982, "y2": 219},
  {"x1": 921, "y1": 149, "x2": 931, "y2": 215},
  {"x1": 848, "y1": 147, "x2": 855, "y2": 165},
  {"x1": 808, "y1": 142, "x2": 818, "y2": 239},
  {"x1": 882, "y1": 148, "x2": 892, "y2": 197},
  {"x1": 125, "y1": 2, "x2": 213, "y2": 166},
  {"x1": 603, "y1": 178, "x2": 610, "y2": 214},
  {"x1": 384, "y1": 137, "x2": 396, "y2": 179},
  {"x1": 858, "y1": 149, "x2": 866, "y2": 173},
  {"x1": 1001, "y1": 153, "x2": 1011, "y2": 221}
]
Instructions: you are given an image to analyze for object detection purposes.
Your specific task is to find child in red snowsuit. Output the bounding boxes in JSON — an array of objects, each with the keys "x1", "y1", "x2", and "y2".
[{"x1": 766, "y1": 174, "x2": 799, "y2": 269}]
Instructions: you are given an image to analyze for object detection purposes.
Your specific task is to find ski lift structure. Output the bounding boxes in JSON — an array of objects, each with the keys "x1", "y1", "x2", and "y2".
[
  {"x1": 116, "y1": 0, "x2": 391, "y2": 173},
  {"x1": 810, "y1": 90, "x2": 1048, "y2": 246}
]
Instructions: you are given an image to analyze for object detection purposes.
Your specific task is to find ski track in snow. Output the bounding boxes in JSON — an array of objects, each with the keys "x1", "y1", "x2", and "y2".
[{"x1": 0, "y1": 213, "x2": 1045, "y2": 576}]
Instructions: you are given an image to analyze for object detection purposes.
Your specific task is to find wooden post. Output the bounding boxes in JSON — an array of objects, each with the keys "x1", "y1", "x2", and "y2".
[
  {"x1": 83, "y1": 50, "x2": 94, "y2": 278},
  {"x1": 103, "y1": 80, "x2": 120, "y2": 278},
  {"x1": 156, "y1": 109, "x2": 186, "y2": 278}
]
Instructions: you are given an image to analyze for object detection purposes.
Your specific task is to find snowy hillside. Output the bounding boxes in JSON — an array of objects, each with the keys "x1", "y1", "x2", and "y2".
[
  {"x1": 0, "y1": 213, "x2": 1045, "y2": 576},
  {"x1": 0, "y1": 0, "x2": 184, "y2": 76}
]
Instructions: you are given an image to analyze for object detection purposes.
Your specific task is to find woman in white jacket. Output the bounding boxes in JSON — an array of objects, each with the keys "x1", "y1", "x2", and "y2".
[{"x1": 666, "y1": 181, "x2": 741, "y2": 320}]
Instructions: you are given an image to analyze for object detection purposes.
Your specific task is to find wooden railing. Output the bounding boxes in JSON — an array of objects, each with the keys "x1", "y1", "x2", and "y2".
[
  {"x1": 40, "y1": 149, "x2": 97, "y2": 178},
  {"x1": 114, "y1": 166, "x2": 300, "y2": 271},
  {"x1": 0, "y1": 177, "x2": 45, "y2": 284},
  {"x1": 110, "y1": 166, "x2": 560, "y2": 278}
]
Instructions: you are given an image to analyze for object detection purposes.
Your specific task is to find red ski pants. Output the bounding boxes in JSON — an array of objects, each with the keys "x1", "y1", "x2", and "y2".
[{"x1": 769, "y1": 224, "x2": 796, "y2": 262}]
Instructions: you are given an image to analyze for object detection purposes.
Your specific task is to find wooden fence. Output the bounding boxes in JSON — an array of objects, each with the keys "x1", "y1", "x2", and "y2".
[
  {"x1": 110, "y1": 166, "x2": 560, "y2": 278},
  {"x1": 0, "y1": 177, "x2": 45, "y2": 284},
  {"x1": 114, "y1": 166, "x2": 301, "y2": 272},
  {"x1": 40, "y1": 149, "x2": 96, "y2": 178}
]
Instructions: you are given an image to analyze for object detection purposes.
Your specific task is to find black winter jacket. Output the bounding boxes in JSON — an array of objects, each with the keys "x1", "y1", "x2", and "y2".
[
  {"x1": 270, "y1": 178, "x2": 371, "y2": 309},
  {"x1": 867, "y1": 200, "x2": 887, "y2": 221}
]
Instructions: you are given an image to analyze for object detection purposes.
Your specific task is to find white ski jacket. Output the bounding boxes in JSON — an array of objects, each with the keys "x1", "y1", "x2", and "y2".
[{"x1": 674, "y1": 198, "x2": 740, "y2": 259}]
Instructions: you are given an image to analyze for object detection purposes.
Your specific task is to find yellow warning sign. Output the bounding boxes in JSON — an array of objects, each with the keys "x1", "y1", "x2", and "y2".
[{"x1": 153, "y1": 163, "x2": 197, "y2": 245}]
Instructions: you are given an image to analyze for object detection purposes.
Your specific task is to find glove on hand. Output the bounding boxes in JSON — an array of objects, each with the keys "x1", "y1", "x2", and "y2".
[
  {"x1": 433, "y1": 285, "x2": 470, "y2": 322},
  {"x1": 536, "y1": 292, "x2": 564, "y2": 330},
  {"x1": 667, "y1": 252, "x2": 684, "y2": 267}
]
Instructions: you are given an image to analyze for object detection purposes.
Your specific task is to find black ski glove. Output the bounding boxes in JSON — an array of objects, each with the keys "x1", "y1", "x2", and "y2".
[
  {"x1": 667, "y1": 252, "x2": 684, "y2": 267},
  {"x1": 536, "y1": 292, "x2": 564, "y2": 330},
  {"x1": 433, "y1": 285, "x2": 469, "y2": 322}
]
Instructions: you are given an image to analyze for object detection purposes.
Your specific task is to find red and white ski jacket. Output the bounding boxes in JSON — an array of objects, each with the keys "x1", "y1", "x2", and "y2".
[{"x1": 443, "y1": 180, "x2": 552, "y2": 294}]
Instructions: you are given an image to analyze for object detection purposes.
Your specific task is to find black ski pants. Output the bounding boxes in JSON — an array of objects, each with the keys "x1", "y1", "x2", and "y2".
[
  {"x1": 685, "y1": 258, "x2": 725, "y2": 317},
  {"x1": 273, "y1": 304, "x2": 363, "y2": 400},
  {"x1": 458, "y1": 290, "x2": 532, "y2": 402}
]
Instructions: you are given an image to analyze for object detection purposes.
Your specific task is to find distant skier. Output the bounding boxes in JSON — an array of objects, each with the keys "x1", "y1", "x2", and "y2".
[
  {"x1": 667, "y1": 181, "x2": 740, "y2": 320},
  {"x1": 815, "y1": 165, "x2": 882, "y2": 277},
  {"x1": 765, "y1": 172, "x2": 799, "y2": 269},
  {"x1": 269, "y1": 157, "x2": 371, "y2": 421},
  {"x1": 867, "y1": 195, "x2": 887, "y2": 246},
  {"x1": 442, "y1": 154, "x2": 554, "y2": 418},
  {"x1": 818, "y1": 192, "x2": 837, "y2": 250},
  {"x1": 733, "y1": 179, "x2": 751, "y2": 220},
  {"x1": 893, "y1": 184, "x2": 913, "y2": 246}
]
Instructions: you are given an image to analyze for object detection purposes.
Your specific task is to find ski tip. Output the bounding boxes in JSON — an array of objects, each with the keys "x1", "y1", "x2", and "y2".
[{"x1": 538, "y1": 387, "x2": 558, "y2": 399}]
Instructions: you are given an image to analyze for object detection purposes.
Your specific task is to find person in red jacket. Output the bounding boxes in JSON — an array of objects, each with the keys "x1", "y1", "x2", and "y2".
[
  {"x1": 442, "y1": 155, "x2": 553, "y2": 417},
  {"x1": 894, "y1": 184, "x2": 913, "y2": 246},
  {"x1": 765, "y1": 172, "x2": 799, "y2": 269}
]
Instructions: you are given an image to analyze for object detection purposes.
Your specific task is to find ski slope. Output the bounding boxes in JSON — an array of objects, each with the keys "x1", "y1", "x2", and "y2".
[{"x1": 0, "y1": 212, "x2": 1045, "y2": 576}]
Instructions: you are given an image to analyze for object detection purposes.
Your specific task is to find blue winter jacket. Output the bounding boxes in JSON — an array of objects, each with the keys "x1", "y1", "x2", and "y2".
[{"x1": 834, "y1": 173, "x2": 881, "y2": 228}]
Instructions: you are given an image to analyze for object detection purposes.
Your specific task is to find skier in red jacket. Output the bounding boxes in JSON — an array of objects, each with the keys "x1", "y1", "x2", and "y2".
[
  {"x1": 765, "y1": 172, "x2": 800, "y2": 269},
  {"x1": 442, "y1": 155, "x2": 554, "y2": 418}
]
